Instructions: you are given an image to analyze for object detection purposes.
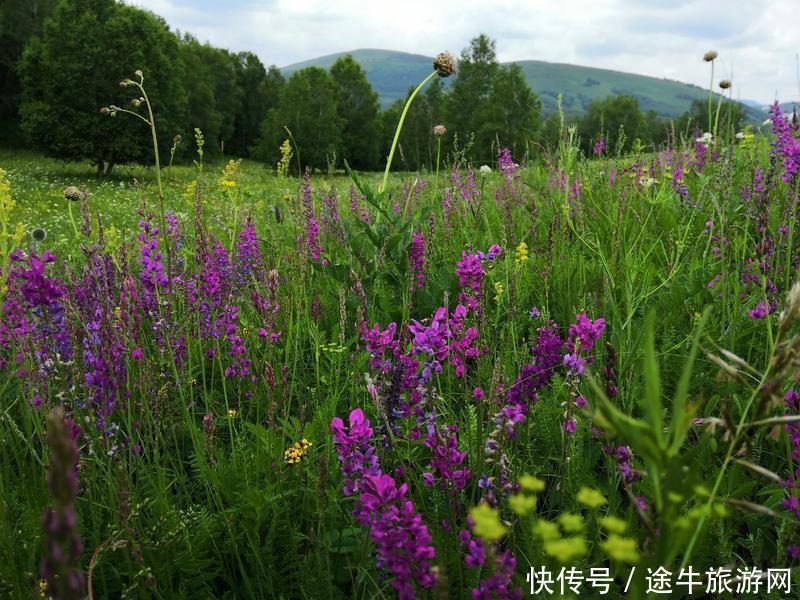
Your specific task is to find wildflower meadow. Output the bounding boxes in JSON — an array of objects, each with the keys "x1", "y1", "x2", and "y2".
[{"x1": 2, "y1": 5, "x2": 800, "y2": 598}]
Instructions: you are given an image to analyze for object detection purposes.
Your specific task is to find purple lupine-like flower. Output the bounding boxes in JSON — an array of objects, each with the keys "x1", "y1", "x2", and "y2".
[
  {"x1": 456, "y1": 251, "x2": 484, "y2": 291},
  {"x1": 234, "y1": 217, "x2": 264, "y2": 285},
  {"x1": 331, "y1": 409, "x2": 436, "y2": 597},
  {"x1": 362, "y1": 322, "x2": 398, "y2": 372},
  {"x1": 41, "y1": 407, "x2": 85, "y2": 600},
  {"x1": 770, "y1": 102, "x2": 800, "y2": 184},
  {"x1": 331, "y1": 408, "x2": 381, "y2": 496},
  {"x1": 460, "y1": 527, "x2": 521, "y2": 599},
  {"x1": 356, "y1": 473, "x2": 437, "y2": 599},
  {"x1": 603, "y1": 444, "x2": 642, "y2": 483},
  {"x1": 422, "y1": 425, "x2": 470, "y2": 493},
  {"x1": 693, "y1": 129, "x2": 708, "y2": 171},
  {"x1": 300, "y1": 170, "x2": 325, "y2": 263},
  {"x1": 410, "y1": 229, "x2": 425, "y2": 289},
  {"x1": 593, "y1": 136, "x2": 605, "y2": 156},
  {"x1": 322, "y1": 185, "x2": 340, "y2": 229},
  {"x1": 497, "y1": 147, "x2": 516, "y2": 177},
  {"x1": 566, "y1": 312, "x2": 606, "y2": 354},
  {"x1": 471, "y1": 549, "x2": 522, "y2": 600},
  {"x1": 459, "y1": 529, "x2": 486, "y2": 567},
  {"x1": 137, "y1": 211, "x2": 168, "y2": 299}
]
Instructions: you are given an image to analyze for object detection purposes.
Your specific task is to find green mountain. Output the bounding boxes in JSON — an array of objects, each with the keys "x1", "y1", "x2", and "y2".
[{"x1": 282, "y1": 49, "x2": 763, "y2": 121}]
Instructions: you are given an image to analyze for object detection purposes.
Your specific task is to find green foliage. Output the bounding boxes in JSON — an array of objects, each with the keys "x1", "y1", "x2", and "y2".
[
  {"x1": 331, "y1": 55, "x2": 381, "y2": 171},
  {"x1": 580, "y1": 95, "x2": 648, "y2": 154},
  {"x1": 19, "y1": 0, "x2": 185, "y2": 173},
  {"x1": 0, "y1": 0, "x2": 56, "y2": 143},
  {"x1": 253, "y1": 67, "x2": 343, "y2": 170},
  {"x1": 474, "y1": 63, "x2": 541, "y2": 159}
]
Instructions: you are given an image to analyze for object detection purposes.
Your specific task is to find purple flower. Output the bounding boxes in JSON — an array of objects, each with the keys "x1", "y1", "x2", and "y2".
[
  {"x1": 593, "y1": 136, "x2": 605, "y2": 156},
  {"x1": 456, "y1": 251, "x2": 485, "y2": 291},
  {"x1": 331, "y1": 409, "x2": 437, "y2": 597},
  {"x1": 410, "y1": 229, "x2": 426, "y2": 289}
]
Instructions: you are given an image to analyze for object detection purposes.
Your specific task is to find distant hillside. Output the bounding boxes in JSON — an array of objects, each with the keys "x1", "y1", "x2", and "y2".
[{"x1": 282, "y1": 49, "x2": 765, "y2": 122}]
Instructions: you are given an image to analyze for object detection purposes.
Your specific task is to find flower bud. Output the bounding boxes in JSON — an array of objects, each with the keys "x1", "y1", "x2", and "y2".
[{"x1": 433, "y1": 52, "x2": 456, "y2": 77}]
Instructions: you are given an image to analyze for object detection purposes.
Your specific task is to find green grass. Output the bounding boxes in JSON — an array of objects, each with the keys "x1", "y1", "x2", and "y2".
[{"x1": 1, "y1": 135, "x2": 799, "y2": 598}]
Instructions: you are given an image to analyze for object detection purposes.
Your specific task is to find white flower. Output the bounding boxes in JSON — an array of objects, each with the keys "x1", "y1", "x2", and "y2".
[
  {"x1": 762, "y1": 118, "x2": 772, "y2": 126},
  {"x1": 641, "y1": 177, "x2": 656, "y2": 188},
  {"x1": 695, "y1": 132, "x2": 713, "y2": 144},
  {"x1": 479, "y1": 165, "x2": 492, "y2": 176},
  {"x1": 735, "y1": 132, "x2": 745, "y2": 139}
]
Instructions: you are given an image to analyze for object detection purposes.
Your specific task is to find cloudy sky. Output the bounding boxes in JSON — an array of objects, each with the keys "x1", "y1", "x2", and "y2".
[{"x1": 131, "y1": 0, "x2": 798, "y2": 105}]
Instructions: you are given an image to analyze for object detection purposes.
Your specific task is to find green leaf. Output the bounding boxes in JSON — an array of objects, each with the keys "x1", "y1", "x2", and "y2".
[
  {"x1": 668, "y1": 306, "x2": 711, "y2": 454},
  {"x1": 642, "y1": 310, "x2": 664, "y2": 448}
]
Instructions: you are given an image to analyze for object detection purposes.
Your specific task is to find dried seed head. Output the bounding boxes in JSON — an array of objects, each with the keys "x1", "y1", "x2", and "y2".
[
  {"x1": 99, "y1": 107, "x2": 110, "y2": 115},
  {"x1": 779, "y1": 281, "x2": 800, "y2": 333},
  {"x1": 63, "y1": 186, "x2": 85, "y2": 202},
  {"x1": 719, "y1": 79, "x2": 732, "y2": 89},
  {"x1": 131, "y1": 98, "x2": 142, "y2": 107},
  {"x1": 703, "y1": 50, "x2": 718, "y2": 62},
  {"x1": 433, "y1": 52, "x2": 456, "y2": 77},
  {"x1": 31, "y1": 228, "x2": 47, "y2": 241},
  {"x1": 432, "y1": 124, "x2": 447, "y2": 136},
  {"x1": 134, "y1": 69, "x2": 143, "y2": 78}
]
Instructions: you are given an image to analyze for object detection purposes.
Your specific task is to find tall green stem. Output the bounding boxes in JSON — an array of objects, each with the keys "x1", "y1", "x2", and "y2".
[
  {"x1": 380, "y1": 70, "x2": 437, "y2": 193},
  {"x1": 434, "y1": 137, "x2": 442, "y2": 196},
  {"x1": 139, "y1": 81, "x2": 172, "y2": 292},
  {"x1": 712, "y1": 92, "x2": 724, "y2": 146},
  {"x1": 706, "y1": 61, "x2": 715, "y2": 133}
]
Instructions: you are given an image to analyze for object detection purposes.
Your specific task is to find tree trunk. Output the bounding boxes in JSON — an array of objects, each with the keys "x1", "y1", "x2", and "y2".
[
  {"x1": 95, "y1": 160, "x2": 105, "y2": 176},
  {"x1": 105, "y1": 161, "x2": 115, "y2": 176}
]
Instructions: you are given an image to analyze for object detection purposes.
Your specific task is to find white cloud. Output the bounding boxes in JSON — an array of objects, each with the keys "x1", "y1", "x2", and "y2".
[{"x1": 129, "y1": 0, "x2": 799, "y2": 104}]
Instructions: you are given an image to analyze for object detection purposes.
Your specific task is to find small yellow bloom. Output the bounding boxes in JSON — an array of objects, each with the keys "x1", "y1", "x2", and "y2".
[
  {"x1": 469, "y1": 502, "x2": 507, "y2": 541},
  {"x1": 227, "y1": 408, "x2": 238, "y2": 417},
  {"x1": 284, "y1": 438, "x2": 313, "y2": 464},
  {"x1": 38, "y1": 579, "x2": 47, "y2": 596},
  {"x1": 514, "y1": 241, "x2": 529, "y2": 266},
  {"x1": 219, "y1": 159, "x2": 241, "y2": 190},
  {"x1": 493, "y1": 281, "x2": 504, "y2": 301}
]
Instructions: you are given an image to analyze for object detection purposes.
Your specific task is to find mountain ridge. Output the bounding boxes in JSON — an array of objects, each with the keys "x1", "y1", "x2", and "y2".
[{"x1": 281, "y1": 48, "x2": 765, "y2": 121}]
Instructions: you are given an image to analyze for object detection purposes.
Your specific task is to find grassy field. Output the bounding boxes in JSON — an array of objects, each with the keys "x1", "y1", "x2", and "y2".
[{"x1": 2, "y1": 121, "x2": 800, "y2": 598}]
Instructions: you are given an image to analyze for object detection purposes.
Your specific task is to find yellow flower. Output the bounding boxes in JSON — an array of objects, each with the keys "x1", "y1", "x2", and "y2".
[
  {"x1": 469, "y1": 502, "x2": 507, "y2": 541},
  {"x1": 284, "y1": 439, "x2": 312, "y2": 464},
  {"x1": 514, "y1": 241, "x2": 529, "y2": 266},
  {"x1": 519, "y1": 474, "x2": 546, "y2": 493},
  {"x1": 38, "y1": 579, "x2": 47, "y2": 596},
  {"x1": 277, "y1": 139, "x2": 293, "y2": 178},
  {"x1": 544, "y1": 537, "x2": 588, "y2": 563},
  {"x1": 227, "y1": 408, "x2": 237, "y2": 417},
  {"x1": 576, "y1": 486, "x2": 607, "y2": 508},
  {"x1": 219, "y1": 159, "x2": 241, "y2": 189},
  {"x1": 601, "y1": 534, "x2": 640, "y2": 563},
  {"x1": 493, "y1": 281, "x2": 504, "y2": 301}
]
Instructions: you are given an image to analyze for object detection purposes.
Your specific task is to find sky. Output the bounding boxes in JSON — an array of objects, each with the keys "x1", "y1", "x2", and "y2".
[{"x1": 131, "y1": 0, "x2": 799, "y2": 105}]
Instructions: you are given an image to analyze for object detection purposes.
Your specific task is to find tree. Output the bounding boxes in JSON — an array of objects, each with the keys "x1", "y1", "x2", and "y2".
[
  {"x1": 0, "y1": 0, "x2": 55, "y2": 144},
  {"x1": 381, "y1": 78, "x2": 446, "y2": 172},
  {"x1": 673, "y1": 98, "x2": 747, "y2": 140},
  {"x1": 475, "y1": 63, "x2": 540, "y2": 162},
  {"x1": 19, "y1": 0, "x2": 185, "y2": 174},
  {"x1": 229, "y1": 56, "x2": 283, "y2": 158},
  {"x1": 253, "y1": 67, "x2": 342, "y2": 171},
  {"x1": 330, "y1": 55, "x2": 380, "y2": 170},
  {"x1": 580, "y1": 95, "x2": 647, "y2": 155},
  {"x1": 178, "y1": 36, "x2": 242, "y2": 156},
  {"x1": 445, "y1": 34, "x2": 499, "y2": 156}
]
